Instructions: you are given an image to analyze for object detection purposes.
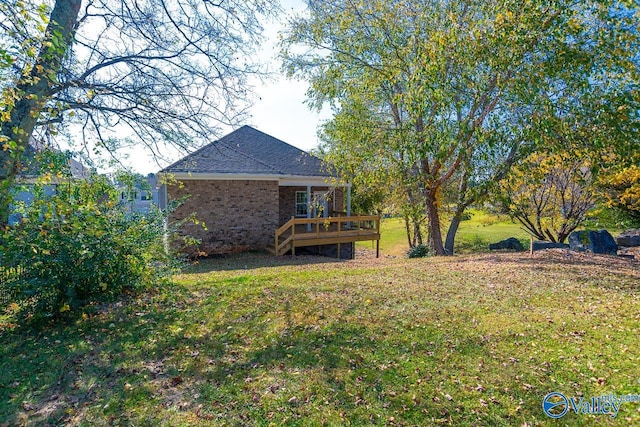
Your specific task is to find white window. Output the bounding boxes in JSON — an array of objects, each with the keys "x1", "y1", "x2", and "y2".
[{"x1": 295, "y1": 191, "x2": 308, "y2": 217}]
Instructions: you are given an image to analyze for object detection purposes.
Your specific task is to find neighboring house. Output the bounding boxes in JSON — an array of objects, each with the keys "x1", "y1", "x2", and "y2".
[
  {"x1": 158, "y1": 126, "x2": 380, "y2": 258},
  {"x1": 117, "y1": 174, "x2": 159, "y2": 214},
  {"x1": 8, "y1": 142, "x2": 90, "y2": 225}
]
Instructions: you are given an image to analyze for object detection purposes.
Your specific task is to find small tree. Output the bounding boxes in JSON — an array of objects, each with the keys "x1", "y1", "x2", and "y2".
[{"x1": 500, "y1": 152, "x2": 595, "y2": 243}]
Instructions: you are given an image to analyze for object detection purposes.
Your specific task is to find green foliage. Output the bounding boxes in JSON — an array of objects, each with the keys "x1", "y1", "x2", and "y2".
[
  {"x1": 282, "y1": 0, "x2": 640, "y2": 255},
  {"x1": 407, "y1": 244, "x2": 431, "y2": 258},
  {"x1": 0, "y1": 172, "x2": 177, "y2": 322},
  {"x1": 460, "y1": 211, "x2": 473, "y2": 221}
]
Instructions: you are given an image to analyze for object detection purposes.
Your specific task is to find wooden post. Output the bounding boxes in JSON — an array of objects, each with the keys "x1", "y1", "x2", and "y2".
[
  {"x1": 529, "y1": 235, "x2": 534, "y2": 256},
  {"x1": 275, "y1": 231, "x2": 279, "y2": 256},
  {"x1": 346, "y1": 186, "x2": 352, "y2": 229},
  {"x1": 376, "y1": 216, "x2": 381, "y2": 258},
  {"x1": 337, "y1": 218, "x2": 341, "y2": 260},
  {"x1": 291, "y1": 216, "x2": 296, "y2": 256}
]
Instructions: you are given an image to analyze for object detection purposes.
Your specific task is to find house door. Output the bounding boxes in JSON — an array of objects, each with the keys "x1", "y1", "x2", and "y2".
[{"x1": 312, "y1": 192, "x2": 329, "y2": 218}]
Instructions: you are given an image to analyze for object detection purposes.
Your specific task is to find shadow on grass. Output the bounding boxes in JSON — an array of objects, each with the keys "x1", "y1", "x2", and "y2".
[
  {"x1": 0, "y1": 281, "x2": 233, "y2": 425},
  {"x1": 183, "y1": 251, "x2": 349, "y2": 274},
  {"x1": 0, "y1": 279, "x2": 393, "y2": 425},
  {"x1": 0, "y1": 275, "x2": 470, "y2": 425}
]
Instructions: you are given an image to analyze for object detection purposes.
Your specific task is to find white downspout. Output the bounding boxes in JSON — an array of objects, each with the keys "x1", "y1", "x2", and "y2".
[{"x1": 306, "y1": 184, "x2": 312, "y2": 232}]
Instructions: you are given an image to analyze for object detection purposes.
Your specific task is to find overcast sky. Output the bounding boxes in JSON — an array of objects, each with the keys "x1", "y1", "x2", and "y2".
[{"x1": 126, "y1": 0, "x2": 330, "y2": 175}]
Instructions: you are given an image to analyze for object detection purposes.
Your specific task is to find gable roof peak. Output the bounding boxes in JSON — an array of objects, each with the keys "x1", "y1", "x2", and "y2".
[{"x1": 160, "y1": 125, "x2": 333, "y2": 177}]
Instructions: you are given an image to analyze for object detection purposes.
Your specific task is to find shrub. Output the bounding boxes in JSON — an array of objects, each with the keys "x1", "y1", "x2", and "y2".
[
  {"x1": 407, "y1": 244, "x2": 432, "y2": 258},
  {"x1": 460, "y1": 211, "x2": 473, "y2": 221},
  {"x1": 1, "y1": 173, "x2": 177, "y2": 322}
]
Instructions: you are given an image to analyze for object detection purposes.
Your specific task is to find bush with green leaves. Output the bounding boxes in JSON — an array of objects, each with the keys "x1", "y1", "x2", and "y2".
[
  {"x1": 407, "y1": 244, "x2": 432, "y2": 258},
  {"x1": 1, "y1": 173, "x2": 177, "y2": 321}
]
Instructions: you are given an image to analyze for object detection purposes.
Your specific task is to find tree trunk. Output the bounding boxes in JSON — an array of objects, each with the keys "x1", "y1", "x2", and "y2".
[
  {"x1": 0, "y1": 0, "x2": 82, "y2": 223},
  {"x1": 425, "y1": 192, "x2": 445, "y2": 255},
  {"x1": 413, "y1": 218, "x2": 423, "y2": 246},
  {"x1": 404, "y1": 214, "x2": 413, "y2": 248},
  {"x1": 444, "y1": 211, "x2": 463, "y2": 255}
]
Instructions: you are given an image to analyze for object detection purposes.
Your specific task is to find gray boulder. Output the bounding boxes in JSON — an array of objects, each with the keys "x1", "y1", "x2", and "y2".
[
  {"x1": 568, "y1": 230, "x2": 618, "y2": 255},
  {"x1": 531, "y1": 241, "x2": 569, "y2": 251},
  {"x1": 616, "y1": 229, "x2": 640, "y2": 247},
  {"x1": 489, "y1": 237, "x2": 525, "y2": 251}
]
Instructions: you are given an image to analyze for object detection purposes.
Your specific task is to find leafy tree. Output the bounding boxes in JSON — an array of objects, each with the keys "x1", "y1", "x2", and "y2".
[
  {"x1": 499, "y1": 152, "x2": 595, "y2": 243},
  {"x1": 282, "y1": 0, "x2": 639, "y2": 255},
  {"x1": 1, "y1": 0, "x2": 279, "y2": 222}
]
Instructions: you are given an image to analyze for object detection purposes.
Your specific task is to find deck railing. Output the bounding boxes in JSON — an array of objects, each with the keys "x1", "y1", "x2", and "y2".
[{"x1": 274, "y1": 215, "x2": 380, "y2": 257}]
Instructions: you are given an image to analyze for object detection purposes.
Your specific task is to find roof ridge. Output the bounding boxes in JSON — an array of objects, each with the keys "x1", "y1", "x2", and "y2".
[
  {"x1": 225, "y1": 126, "x2": 326, "y2": 175},
  {"x1": 160, "y1": 126, "x2": 278, "y2": 173},
  {"x1": 159, "y1": 125, "x2": 334, "y2": 177}
]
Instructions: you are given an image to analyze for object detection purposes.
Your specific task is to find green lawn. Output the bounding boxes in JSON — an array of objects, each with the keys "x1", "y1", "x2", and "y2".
[
  {"x1": 360, "y1": 210, "x2": 530, "y2": 256},
  {"x1": 1, "y1": 251, "x2": 639, "y2": 425}
]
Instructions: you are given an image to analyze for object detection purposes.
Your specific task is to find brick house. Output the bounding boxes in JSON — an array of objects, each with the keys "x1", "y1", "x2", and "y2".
[{"x1": 158, "y1": 126, "x2": 379, "y2": 258}]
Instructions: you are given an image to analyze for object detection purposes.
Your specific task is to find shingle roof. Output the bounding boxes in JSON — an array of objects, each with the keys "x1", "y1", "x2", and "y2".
[{"x1": 160, "y1": 126, "x2": 333, "y2": 177}]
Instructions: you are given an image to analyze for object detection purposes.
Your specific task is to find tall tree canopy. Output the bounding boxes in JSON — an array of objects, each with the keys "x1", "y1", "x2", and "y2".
[
  {"x1": 0, "y1": 0, "x2": 278, "y2": 221},
  {"x1": 282, "y1": 0, "x2": 639, "y2": 255}
]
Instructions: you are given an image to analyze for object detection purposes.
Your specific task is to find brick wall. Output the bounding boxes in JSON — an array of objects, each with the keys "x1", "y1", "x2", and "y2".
[
  {"x1": 333, "y1": 188, "x2": 345, "y2": 214},
  {"x1": 168, "y1": 179, "x2": 279, "y2": 254},
  {"x1": 278, "y1": 186, "x2": 301, "y2": 226}
]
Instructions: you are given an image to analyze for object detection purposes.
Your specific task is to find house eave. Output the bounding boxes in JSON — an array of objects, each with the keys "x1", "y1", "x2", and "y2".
[{"x1": 158, "y1": 172, "x2": 351, "y2": 187}]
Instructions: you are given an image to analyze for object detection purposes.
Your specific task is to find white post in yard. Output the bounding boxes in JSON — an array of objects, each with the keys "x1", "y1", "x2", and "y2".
[
  {"x1": 159, "y1": 181, "x2": 170, "y2": 255},
  {"x1": 306, "y1": 185, "x2": 312, "y2": 232}
]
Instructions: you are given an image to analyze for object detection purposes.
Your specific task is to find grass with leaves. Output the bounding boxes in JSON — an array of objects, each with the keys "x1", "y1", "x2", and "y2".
[
  {"x1": 362, "y1": 210, "x2": 529, "y2": 256},
  {"x1": 1, "y1": 250, "x2": 639, "y2": 426}
]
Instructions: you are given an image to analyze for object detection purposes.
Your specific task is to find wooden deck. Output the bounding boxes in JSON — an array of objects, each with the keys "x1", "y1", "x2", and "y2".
[{"x1": 273, "y1": 216, "x2": 380, "y2": 257}]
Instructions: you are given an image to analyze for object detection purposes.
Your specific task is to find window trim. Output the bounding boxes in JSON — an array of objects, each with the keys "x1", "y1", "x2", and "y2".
[{"x1": 295, "y1": 191, "x2": 308, "y2": 217}]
